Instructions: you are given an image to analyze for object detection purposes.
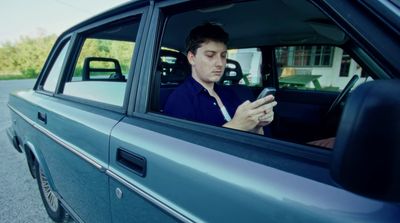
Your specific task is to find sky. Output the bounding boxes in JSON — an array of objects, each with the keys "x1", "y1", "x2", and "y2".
[{"x1": 0, "y1": 0, "x2": 130, "y2": 44}]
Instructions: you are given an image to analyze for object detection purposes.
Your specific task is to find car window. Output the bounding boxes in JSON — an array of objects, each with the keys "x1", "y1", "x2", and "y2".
[
  {"x1": 42, "y1": 40, "x2": 71, "y2": 92},
  {"x1": 62, "y1": 18, "x2": 139, "y2": 106},
  {"x1": 225, "y1": 48, "x2": 262, "y2": 87},
  {"x1": 275, "y1": 45, "x2": 372, "y2": 92}
]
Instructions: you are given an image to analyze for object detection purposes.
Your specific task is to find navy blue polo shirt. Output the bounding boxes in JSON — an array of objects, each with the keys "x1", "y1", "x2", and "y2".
[{"x1": 164, "y1": 76, "x2": 243, "y2": 127}]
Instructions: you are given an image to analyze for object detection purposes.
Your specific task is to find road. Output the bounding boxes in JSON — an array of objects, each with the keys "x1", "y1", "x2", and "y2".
[{"x1": 0, "y1": 79, "x2": 55, "y2": 223}]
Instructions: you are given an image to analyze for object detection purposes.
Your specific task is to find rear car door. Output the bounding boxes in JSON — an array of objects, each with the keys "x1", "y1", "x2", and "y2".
[{"x1": 32, "y1": 7, "x2": 146, "y2": 222}]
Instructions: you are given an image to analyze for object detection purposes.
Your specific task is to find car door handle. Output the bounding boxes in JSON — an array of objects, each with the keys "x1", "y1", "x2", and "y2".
[
  {"x1": 116, "y1": 149, "x2": 146, "y2": 177},
  {"x1": 37, "y1": 112, "x2": 47, "y2": 124}
]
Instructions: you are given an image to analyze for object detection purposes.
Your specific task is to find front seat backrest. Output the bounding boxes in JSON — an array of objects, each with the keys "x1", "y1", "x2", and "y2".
[{"x1": 220, "y1": 59, "x2": 244, "y2": 85}]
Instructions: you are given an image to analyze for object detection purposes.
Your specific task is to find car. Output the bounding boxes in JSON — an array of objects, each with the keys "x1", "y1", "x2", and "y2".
[{"x1": 6, "y1": 0, "x2": 400, "y2": 222}]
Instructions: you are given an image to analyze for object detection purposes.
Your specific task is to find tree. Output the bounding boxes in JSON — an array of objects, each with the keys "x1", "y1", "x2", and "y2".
[{"x1": 0, "y1": 34, "x2": 57, "y2": 77}]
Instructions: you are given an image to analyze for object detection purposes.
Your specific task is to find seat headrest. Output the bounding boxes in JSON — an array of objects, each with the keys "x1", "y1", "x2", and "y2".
[{"x1": 159, "y1": 50, "x2": 190, "y2": 84}]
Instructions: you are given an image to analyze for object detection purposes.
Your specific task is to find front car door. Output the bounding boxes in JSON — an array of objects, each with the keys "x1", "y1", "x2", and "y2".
[{"x1": 108, "y1": 0, "x2": 399, "y2": 222}]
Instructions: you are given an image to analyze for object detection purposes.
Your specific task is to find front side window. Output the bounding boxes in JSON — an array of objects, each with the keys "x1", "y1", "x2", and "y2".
[{"x1": 62, "y1": 18, "x2": 139, "y2": 106}]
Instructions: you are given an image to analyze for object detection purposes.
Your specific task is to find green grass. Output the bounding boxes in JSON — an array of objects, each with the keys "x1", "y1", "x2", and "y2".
[{"x1": 0, "y1": 74, "x2": 37, "y2": 80}]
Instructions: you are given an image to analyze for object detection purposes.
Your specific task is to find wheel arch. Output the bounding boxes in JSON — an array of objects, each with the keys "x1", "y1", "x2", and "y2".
[{"x1": 24, "y1": 141, "x2": 58, "y2": 192}]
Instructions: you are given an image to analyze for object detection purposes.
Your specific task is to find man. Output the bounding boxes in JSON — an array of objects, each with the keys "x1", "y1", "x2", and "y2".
[{"x1": 164, "y1": 23, "x2": 277, "y2": 135}]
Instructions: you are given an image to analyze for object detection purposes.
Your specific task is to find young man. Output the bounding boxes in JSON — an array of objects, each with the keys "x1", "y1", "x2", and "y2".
[{"x1": 164, "y1": 23, "x2": 277, "y2": 135}]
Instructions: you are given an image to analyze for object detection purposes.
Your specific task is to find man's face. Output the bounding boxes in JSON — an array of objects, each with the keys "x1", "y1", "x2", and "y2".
[{"x1": 187, "y1": 40, "x2": 227, "y2": 85}]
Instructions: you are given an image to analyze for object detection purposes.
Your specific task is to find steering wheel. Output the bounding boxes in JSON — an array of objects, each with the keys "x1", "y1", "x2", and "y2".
[{"x1": 326, "y1": 74, "x2": 359, "y2": 116}]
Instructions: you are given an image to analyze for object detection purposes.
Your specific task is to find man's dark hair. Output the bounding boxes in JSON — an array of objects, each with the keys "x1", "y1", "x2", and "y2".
[{"x1": 185, "y1": 22, "x2": 229, "y2": 54}]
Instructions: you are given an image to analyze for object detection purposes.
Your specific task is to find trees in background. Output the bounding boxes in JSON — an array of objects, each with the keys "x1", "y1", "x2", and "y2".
[{"x1": 0, "y1": 35, "x2": 57, "y2": 77}]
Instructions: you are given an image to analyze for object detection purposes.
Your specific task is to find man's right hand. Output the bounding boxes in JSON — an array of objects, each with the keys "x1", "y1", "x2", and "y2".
[{"x1": 223, "y1": 95, "x2": 277, "y2": 133}]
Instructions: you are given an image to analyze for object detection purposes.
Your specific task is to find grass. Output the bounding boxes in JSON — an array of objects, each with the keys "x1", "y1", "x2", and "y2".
[{"x1": 0, "y1": 74, "x2": 37, "y2": 80}]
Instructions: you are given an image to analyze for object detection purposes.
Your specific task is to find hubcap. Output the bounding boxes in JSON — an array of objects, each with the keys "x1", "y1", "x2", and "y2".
[{"x1": 39, "y1": 168, "x2": 59, "y2": 212}]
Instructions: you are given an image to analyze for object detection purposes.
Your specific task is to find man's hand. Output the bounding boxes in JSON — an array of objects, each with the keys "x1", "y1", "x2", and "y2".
[{"x1": 223, "y1": 95, "x2": 277, "y2": 133}]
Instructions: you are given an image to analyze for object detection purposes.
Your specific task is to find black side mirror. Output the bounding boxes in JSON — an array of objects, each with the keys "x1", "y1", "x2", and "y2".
[{"x1": 331, "y1": 80, "x2": 400, "y2": 202}]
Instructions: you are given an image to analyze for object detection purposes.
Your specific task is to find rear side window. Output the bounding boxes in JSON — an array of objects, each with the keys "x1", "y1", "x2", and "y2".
[
  {"x1": 62, "y1": 17, "x2": 140, "y2": 106},
  {"x1": 42, "y1": 40, "x2": 71, "y2": 92}
]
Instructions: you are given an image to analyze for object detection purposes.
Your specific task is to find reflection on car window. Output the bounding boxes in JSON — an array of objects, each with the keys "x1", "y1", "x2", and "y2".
[{"x1": 275, "y1": 46, "x2": 371, "y2": 92}]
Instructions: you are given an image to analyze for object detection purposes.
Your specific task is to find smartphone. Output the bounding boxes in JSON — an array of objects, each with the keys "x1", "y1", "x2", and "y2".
[{"x1": 257, "y1": 87, "x2": 276, "y2": 100}]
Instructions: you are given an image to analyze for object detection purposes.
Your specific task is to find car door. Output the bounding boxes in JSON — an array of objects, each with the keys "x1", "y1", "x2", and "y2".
[
  {"x1": 33, "y1": 8, "x2": 146, "y2": 222},
  {"x1": 108, "y1": 0, "x2": 399, "y2": 222}
]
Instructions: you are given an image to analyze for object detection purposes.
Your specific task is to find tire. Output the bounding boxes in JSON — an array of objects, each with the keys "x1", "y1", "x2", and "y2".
[{"x1": 35, "y1": 162, "x2": 66, "y2": 222}]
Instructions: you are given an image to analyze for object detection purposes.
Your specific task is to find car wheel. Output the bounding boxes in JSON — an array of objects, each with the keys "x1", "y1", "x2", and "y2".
[{"x1": 35, "y1": 162, "x2": 66, "y2": 222}]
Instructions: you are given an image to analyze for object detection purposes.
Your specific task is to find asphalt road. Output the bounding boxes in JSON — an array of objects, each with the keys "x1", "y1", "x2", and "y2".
[{"x1": 0, "y1": 79, "x2": 55, "y2": 223}]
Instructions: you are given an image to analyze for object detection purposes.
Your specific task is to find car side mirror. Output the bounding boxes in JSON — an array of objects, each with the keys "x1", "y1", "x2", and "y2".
[{"x1": 331, "y1": 80, "x2": 400, "y2": 202}]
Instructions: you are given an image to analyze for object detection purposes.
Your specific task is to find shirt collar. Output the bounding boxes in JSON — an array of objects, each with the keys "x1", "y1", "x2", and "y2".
[{"x1": 187, "y1": 75, "x2": 223, "y2": 95}]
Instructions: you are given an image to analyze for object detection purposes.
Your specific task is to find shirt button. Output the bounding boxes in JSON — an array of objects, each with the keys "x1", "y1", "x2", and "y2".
[{"x1": 213, "y1": 102, "x2": 217, "y2": 106}]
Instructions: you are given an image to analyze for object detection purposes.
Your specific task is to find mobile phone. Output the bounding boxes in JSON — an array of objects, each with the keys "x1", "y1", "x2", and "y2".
[{"x1": 257, "y1": 87, "x2": 276, "y2": 100}]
